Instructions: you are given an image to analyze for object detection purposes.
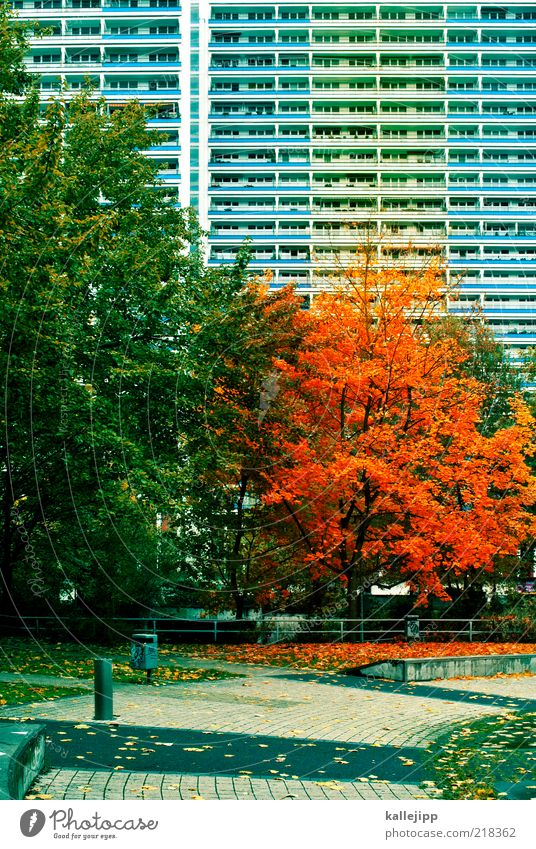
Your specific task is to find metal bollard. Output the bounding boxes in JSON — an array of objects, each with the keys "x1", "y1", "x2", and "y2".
[{"x1": 94, "y1": 658, "x2": 113, "y2": 720}]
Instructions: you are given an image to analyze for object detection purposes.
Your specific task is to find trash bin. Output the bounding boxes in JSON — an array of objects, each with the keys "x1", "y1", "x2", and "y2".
[
  {"x1": 131, "y1": 633, "x2": 158, "y2": 672},
  {"x1": 405, "y1": 615, "x2": 420, "y2": 641}
]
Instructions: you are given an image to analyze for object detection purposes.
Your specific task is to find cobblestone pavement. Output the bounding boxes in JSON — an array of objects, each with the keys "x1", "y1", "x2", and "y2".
[
  {"x1": 30, "y1": 767, "x2": 436, "y2": 801},
  {"x1": 3, "y1": 666, "x2": 533, "y2": 747},
  {"x1": 2, "y1": 661, "x2": 534, "y2": 801}
]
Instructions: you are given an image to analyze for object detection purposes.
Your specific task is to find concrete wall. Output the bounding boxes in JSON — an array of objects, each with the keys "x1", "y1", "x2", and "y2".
[{"x1": 354, "y1": 653, "x2": 536, "y2": 682}]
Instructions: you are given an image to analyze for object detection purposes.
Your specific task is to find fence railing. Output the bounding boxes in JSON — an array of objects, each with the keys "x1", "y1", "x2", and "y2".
[
  {"x1": 0, "y1": 614, "x2": 509, "y2": 644},
  {"x1": 257, "y1": 616, "x2": 495, "y2": 643}
]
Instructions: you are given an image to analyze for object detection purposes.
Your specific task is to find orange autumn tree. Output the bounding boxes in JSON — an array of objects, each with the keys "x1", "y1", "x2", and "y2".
[{"x1": 264, "y1": 257, "x2": 536, "y2": 617}]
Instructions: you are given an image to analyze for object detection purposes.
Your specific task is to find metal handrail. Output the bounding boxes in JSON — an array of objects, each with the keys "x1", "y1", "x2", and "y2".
[{"x1": 0, "y1": 612, "x2": 515, "y2": 645}]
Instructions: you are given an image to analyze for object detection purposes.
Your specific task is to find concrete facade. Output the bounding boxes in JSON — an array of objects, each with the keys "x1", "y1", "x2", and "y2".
[{"x1": 12, "y1": 0, "x2": 536, "y2": 355}]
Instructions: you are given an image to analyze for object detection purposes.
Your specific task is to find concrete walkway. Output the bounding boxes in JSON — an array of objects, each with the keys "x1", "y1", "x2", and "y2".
[{"x1": 2, "y1": 660, "x2": 535, "y2": 801}]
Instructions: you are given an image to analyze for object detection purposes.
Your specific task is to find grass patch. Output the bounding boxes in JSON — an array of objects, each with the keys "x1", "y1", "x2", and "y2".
[
  {"x1": 0, "y1": 683, "x2": 88, "y2": 706},
  {"x1": 0, "y1": 638, "x2": 242, "y2": 684},
  {"x1": 109, "y1": 665, "x2": 240, "y2": 684},
  {"x1": 428, "y1": 712, "x2": 536, "y2": 800}
]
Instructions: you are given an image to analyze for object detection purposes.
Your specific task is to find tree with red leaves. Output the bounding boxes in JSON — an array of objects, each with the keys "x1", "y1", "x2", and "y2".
[{"x1": 264, "y1": 257, "x2": 536, "y2": 617}]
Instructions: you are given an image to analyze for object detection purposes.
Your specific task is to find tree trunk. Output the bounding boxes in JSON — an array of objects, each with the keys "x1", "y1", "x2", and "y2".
[
  {"x1": 305, "y1": 579, "x2": 328, "y2": 614},
  {"x1": 230, "y1": 471, "x2": 249, "y2": 621},
  {"x1": 0, "y1": 558, "x2": 14, "y2": 613},
  {"x1": 346, "y1": 564, "x2": 360, "y2": 641},
  {"x1": 233, "y1": 592, "x2": 244, "y2": 621},
  {"x1": 0, "y1": 475, "x2": 14, "y2": 610},
  {"x1": 347, "y1": 565, "x2": 359, "y2": 619}
]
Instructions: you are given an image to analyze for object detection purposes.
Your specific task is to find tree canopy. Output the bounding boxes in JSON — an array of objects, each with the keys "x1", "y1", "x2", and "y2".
[
  {"x1": 0, "y1": 4, "x2": 299, "y2": 616},
  {"x1": 2, "y1": 2, "x2": 534, "y2": 623},
  {"x1": 262, "y1": 258, "x2": 536, "y2": 614}
]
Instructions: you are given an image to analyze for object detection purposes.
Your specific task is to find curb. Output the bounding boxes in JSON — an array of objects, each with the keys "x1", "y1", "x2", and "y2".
[
  {"x1": 347, "y1": 653, "x2": 536, "y2": 682},
  {"x1": 0, "y1": 722, "x2": 46, "y2": 800}
]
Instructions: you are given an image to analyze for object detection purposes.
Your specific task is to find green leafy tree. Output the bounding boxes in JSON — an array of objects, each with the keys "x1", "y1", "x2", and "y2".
[
  {"x1": 167, "y1": 280, "x2": 302, "y2": 619},
  {"x1": 0, "y1": 6, "x2": 258, "y2": 616}
]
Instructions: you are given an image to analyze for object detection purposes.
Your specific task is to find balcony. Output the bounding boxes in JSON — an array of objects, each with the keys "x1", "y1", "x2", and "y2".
[
  {"x1": 103, "y1": 32, "x2": 181, "y2": 40},
  {"x1": 210, "y1": 86, "x2": 311, "y2": 96},
  {"x1": 210, "y1": 131, "x2": 311, "y2": 143},
  {"x1": 103, "y1": 53, "x2": 180, "y2": 66},
  {"x1": 103, "y1": 82, "x2": 181, "y2": 94},
  {"x1": 103, "y1": 1, "x2": 181, "y2": 7}
]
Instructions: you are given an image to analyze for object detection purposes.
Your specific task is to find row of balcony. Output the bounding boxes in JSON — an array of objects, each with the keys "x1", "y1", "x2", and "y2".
[
  {"x1": 46, "y1": 75, "x2": 536, "y2": 99},
  {"x1": 26, "y1": 23, "x2": 180, "y2": 34},
  {"x1": 209, "y1": 10, "x2": 536, "y2": 24},
  {"x1": 14, "y1": 0, "x2": 180, "y2": 9},
  {"x1": 208, "y1": 196, "x2": 536, "y2": 210},
  {"x1": 209, "y1": 244, "x2": 536, "y2": 261},
  {"x1": 209, "y1": 96, "x2": 536, "y2": 113},
  {"x1": 210, "y1": 77, "x2": 536, "y2": 94},
  {"x1": 26, "y1": 21, "x2": 536, "y2": 37},
  {"x1": 206, "y1": 191, "x2": 536, "y2": 210},
  {"x1": 209, "y1": 222, "x2": 536, "y2": 238},
  {"x1": 27, "y1": 47, "x2": 536, "y2": 66},
  {"x1": 209, "y1": 19, "x2": 536, "y2": 29},
  {"x1": 29, "y1": 51, "x2": 180, "y2": 62},
  {"x1": 207, "y1": 117, "x2": 536, "y2": 135},
  {"x1": 213, "y1": 100, "x2": 536, "y2": 109},
  {"x1": 208, "y1": 215, "x2": 536, "y2": 227},
  {"x1": 210, "y1": 34, "x2": 536, "y2": 46},
  {"x1": 30, "y1": 53, "x2": 536, "y2": 72},
  {"x1": 281, "y1": 162, "x2": 536, "y2": 173},
  {"x1": 209, "y1": 34, "x2": 536, "y2": 48},
  {"x1": 13, "y1": 3, "x2": 536, "y2": 24},
  {"x1": 452, "y1": 296, "x2": 536, "y2": 304},
  {"x1": 208, "y1": 163, "x2": 536, "y2": 173},
  {"x1": 212, "y1": 243, "x2": 536, "y2": 267},
  {"x1": 210, "y1": 148, "x2": 536, "y2": 162},
  {"x1": 209, "y1": 166, "x2": 536, "y2": 186},
  {"x1": 207, "y1": 147, "x2": 536, "y2": 162},
  {"x1": 209, "y1": 85, "x2": 536, "y2": 104},
  {"x1": 209, "y1": 28, "x2": 536, "y2": 40},
  {"x1": 209, "y1": 133, "x2": 536, "y2": 154},
  {"x1": 210, "y1": 178, "x2": 536, "y2": 195},
  {"x1": 209, "y1": 78, "x2": 536, "y2": 96},
  {"x1": 210, "y1": 199, "x2": 536, "y2": 217},
  {"x1": 33, "y1": 28, "x2": 536, "y2": 44},
  {"x1": 209, "y1": 136, "x2": 536, "y2": 149},
  {"x1": 212, "y1": 92, "x2": 536, "y2": 105},
  {"x1": 209, "y1": 103, "x2": 536, "y2": 120},
  {"x1": 37, "y1": 77, "x2": 180, "y2": 90},
  {"x1": 479, "y1": 323, "x2": 536, "y2": 337},
  {"x1": 218, "y1": 52, "x2": 515, "y2": 65},
  {"x1": 208, "y1": 164, "x2": 535, "y2": 176},
  {"x1": 209, "y1": 45, "x2": 536, "y2": 65}
]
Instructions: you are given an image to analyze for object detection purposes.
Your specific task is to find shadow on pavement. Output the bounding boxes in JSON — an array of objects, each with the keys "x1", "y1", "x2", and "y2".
[
  {"x1": 37, "y1": 719, "x2": 430, "y2": 784},
  {"x1": 267, "y1": 670, "x2": 536, "y2": 712}
]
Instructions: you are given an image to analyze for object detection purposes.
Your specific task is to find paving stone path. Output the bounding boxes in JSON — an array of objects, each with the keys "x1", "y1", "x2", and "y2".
[
  {"x1": 2, "y1": 659, "x2": 535, "y2": 801},
  {"x1": 31, "y1": 767, "x2": 431, "y2": 801}
]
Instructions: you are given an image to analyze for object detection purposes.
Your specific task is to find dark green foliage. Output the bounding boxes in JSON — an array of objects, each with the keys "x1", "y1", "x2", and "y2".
[{"x1": 0, "y1": 9, "x2": 263, "y2": 615}]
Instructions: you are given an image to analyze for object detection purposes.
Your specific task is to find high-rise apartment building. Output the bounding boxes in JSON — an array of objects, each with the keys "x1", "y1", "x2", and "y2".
[
  {"x1": 14, "y1": 0, "x2": 186, "y2": 204},
  {"x1": 15, "y1": 0, "x2": 536, "y2": 354}
]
